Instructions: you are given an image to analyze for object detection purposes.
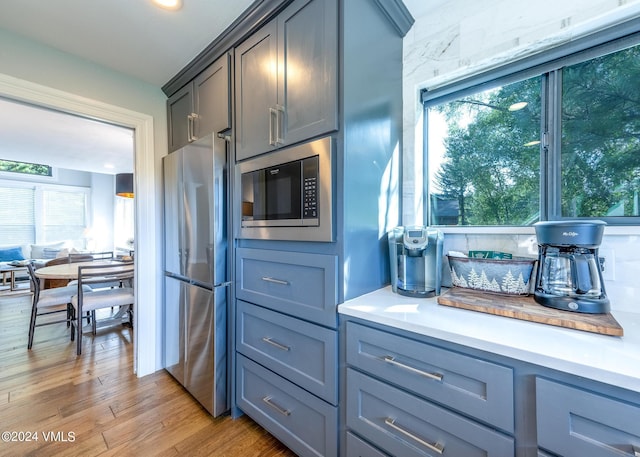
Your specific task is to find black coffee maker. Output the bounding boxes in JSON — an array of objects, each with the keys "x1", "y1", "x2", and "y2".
[{"x1": 533, "y1": 220, "x2": 609, "y2": 314}]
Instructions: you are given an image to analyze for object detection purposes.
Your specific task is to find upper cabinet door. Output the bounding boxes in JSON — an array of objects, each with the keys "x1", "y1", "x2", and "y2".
[
  {"x1": 234, "y1": 0, "x2": 338, "y2": 162},
  {"x1": 168, "y1": 53, "x2": 232, "y2": 152},
  {"x1": 235, "y1": 20, "x2": 278, "y2": 162},
  {"x1": 277, "y1": 0, "x2": 338, "y2": 148},
  {"x1": 193, "y1": 53, "x2": 231, "y2": 140},
  {"x1": 168, "y1": 84, "x2": 194, "y2": 153}
]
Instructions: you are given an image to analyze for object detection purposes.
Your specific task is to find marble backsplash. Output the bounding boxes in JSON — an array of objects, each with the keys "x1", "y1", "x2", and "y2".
[{"x1": 441, "y1": 232, "x2": 640, "y2": 314}]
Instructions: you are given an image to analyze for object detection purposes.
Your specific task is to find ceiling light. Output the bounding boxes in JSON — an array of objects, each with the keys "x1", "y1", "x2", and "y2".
[
  {"x1": 508, "y1": 102, "x2": 528, "y2": 111},
  {"x1": 152, "y1": 0, "x2": 182, "y2": 11},
  {"x1": 524, "y1": 140, "x2": 541, "y2": 147}
]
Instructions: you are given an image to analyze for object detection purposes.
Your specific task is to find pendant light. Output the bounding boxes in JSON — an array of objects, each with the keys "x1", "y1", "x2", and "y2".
[{"x1": 116, "y1": 173, "x2": 134, "y2": 198}]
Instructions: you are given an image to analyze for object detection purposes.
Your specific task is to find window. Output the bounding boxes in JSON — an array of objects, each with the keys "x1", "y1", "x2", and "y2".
[
  {"x1": 0, "y1": 159, "x2": 52, "y2": 177},
  {"x1": 42, "y1": 189, "x2": 87, "y2": 242},
  {"x1": 560, "y1": 46, "x2": 640, "y2": 219},
  {"x1": 0, "y1": 183, "x2": 88, "y2": 246},
  {"x1": 114, "y1": 196, "x2": 134, "y2": 251},
  {"x1": 427, "y1": 76, "x2": 542, "y2": 225},
  {"x1": 0, "y1": 186, "x2": 35, "y2": 244},
  {"x1": 423, "y1": 35, "x2": 640, "y2": 226}
]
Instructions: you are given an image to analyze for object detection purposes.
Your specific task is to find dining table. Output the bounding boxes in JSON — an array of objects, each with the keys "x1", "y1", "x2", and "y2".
[{"x1": 34, "y1": 259, "x2": 131, "y2": 281}]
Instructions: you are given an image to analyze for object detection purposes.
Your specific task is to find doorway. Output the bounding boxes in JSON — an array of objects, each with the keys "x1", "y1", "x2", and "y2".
[{"x1": 0, "y1": 73, "x2": 158, "y2": 376}]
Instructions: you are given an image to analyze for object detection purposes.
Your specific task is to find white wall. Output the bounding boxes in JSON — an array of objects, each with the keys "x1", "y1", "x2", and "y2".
[
  {"x1": 0, "y1": 28, "x2": 166, "y2": 373},
  {"x1": 402, "y1": 0, "x2": 640, "y2": 314}
]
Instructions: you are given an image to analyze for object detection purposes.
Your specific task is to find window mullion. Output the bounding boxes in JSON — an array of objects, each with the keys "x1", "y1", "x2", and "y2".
[{"x1": 545, "y1": 69, "x2": 563, "y2": 220}]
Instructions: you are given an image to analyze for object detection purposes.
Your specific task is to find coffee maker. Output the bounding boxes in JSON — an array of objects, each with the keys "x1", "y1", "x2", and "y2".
[
  {"x1": 388, "y1": 226, "x2": 443, "y2": 298},
  {"x1": 533, "y1": 220, "x2": 609, "y2": 314}
]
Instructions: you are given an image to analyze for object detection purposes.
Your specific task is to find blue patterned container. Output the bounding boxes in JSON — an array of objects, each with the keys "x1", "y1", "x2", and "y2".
[{"x1": 447, "y1": 255, "x2": 537, "y2": 295}]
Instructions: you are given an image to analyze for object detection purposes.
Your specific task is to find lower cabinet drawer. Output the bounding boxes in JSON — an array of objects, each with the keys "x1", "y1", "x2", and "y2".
[
  {"x1": 236, "y1": 300, "x2": 337, "y2": 404},
  {"x1": 346, "y1": 322, "x2": 514, "y2": 432},
  {"x1": 237, "y1": 354, "x2": 338, "y2": 457},
  {"x1": 536, "y1": 377, "x2": 640, "y2": 457},
  {"x1": 236, "y1": 248, "x2": 337, "y2": 327},
  {"x1": 347, "y1": 368, "x2": 514, "y2": 457},
  {"x1": 346, "y1": 431, "x2": 389, "y2": 457}
]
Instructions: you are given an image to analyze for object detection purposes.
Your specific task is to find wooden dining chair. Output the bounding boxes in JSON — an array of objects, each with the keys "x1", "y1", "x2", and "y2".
[
  {"x1": 71, "y1": 262, "x2": 134, "y2": 355},
  {"x1": 26, "y1": 263, "x2": 90, "y2": 349},
  {"x1": 68, "y1": 252, "x2": 124, "y2": 329},
  {"x1": 69, "y1": 251, "x2": 113, "y2": 262},
  {"x1": 68, "y1": 252, "x2": 119, "y2": 289}
]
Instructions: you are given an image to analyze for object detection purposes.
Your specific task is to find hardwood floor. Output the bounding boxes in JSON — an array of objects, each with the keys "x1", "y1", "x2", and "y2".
[{"x1": 0, "y1": 292, "x2": 296, "y2": 457}]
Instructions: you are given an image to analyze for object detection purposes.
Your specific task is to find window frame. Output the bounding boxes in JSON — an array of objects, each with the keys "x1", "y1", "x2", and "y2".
[
  {"x1": 0, "y1": 167, "x2": 59, "y2": 182},
  {"x1": 421, "y1": 21, "x2": 640, "y2": 227}
]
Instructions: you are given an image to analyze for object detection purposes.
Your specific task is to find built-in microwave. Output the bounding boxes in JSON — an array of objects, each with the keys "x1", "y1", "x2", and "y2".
[{"x1": 239, "y1": 136, "x2": 334, "y2": 242}]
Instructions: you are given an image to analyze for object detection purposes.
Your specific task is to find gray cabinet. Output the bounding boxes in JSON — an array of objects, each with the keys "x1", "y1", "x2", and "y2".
[
  {"x1": 346, "y1": 321, "x2": 514, "y2": 433},
  {"x1": 234, "y1": 0, "x2": 338, "y2": 161},
  {"x1": 237, "y1": 354, "x2": 338, "y2": 457},
  {"x1": 342, "y1": 314, "x2": 640, "y2": 457},
  {"x1": 347, "y1": 369, "x2": 514, "y2": 457},
  {"x1": 235, "y1": 248, "x2": 338, "y2": 457},
  {"x1": 168, "y1": 53, "x2": 231, "y2": 152},
  {"x1": 536, "y1": 377, "x2": 640, "y2": 457},
  {"x1": 236, "y1": 299, "x2": 338, "y2": 404},
  {"x1": 167, "y1": 83, "x2": 193, "y2": 152},
  {"x1": 230, "y1": 0, "x2": 413, "y2": 454},
  {"x1": 345, "y1": 321, "x2": 515, "y2": 457},
  {"x1": 234, "y1": 20, "x2": 276, "y2": 160},
  {"x1": 235, "y1": 247, "x2": 338, "y2": 328}
]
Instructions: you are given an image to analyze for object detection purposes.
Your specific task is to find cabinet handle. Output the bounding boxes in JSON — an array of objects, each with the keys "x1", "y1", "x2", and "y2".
[
  {"x1": 275, "y1": 104, "x2": 285, "y2": 145},
  {"x1": 187, "y1": 112, "x2": 199, "y2": 142},
  {"x1": 384, "y1": 417, "x2": 444, "y2": 454},
  {"x1": 262, "y1": 337, "x2": 290, "y2": 351},
  {"x1": 261, "y1": 276, "x2": 290, "y2": 286},
  {"x1": 262, "y1": 396, "x2": 291, "y2": 416},
  {"x1": 187, "y1": 113, "x2": 193, "y2": 142},
  {"x1": 632, "y1": 445, "x2": 640, "y2": 457},
  {"x1": 269, "y1": 107, "x2": 278, "y2": 146},
  {"x1": 382, "y1": 355, "x2": 443, "y2": 382}
]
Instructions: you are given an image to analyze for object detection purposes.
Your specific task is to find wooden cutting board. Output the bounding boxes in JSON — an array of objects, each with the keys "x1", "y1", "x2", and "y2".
[{"x1": 437, "y1": 288, "x2": 623, "y2": 336}]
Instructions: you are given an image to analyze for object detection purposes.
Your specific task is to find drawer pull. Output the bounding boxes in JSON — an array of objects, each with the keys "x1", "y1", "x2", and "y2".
[
  {"x1": 262, "y1": 337, "x2": 290, "y2": 351},
  {"x1": 384, "y1": 417, "x2": 444, "y2": 454},
  {"x1": 262, "y1": 396, "x2": 291, "y2": 416},
  {"x1": 382, "y1": 355, "x2": 444, "y2": 382},
  {"x1": 261, "y1": 276, "x2": 290, "y2": 286},
  {"x1": 633, "y1": 445, "x2": 640, "y2": 457}
]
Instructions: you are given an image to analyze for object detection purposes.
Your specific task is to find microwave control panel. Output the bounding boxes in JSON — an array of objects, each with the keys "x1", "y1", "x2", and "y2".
[{"x1": 302, "y1": 156, "x2": 319, "y2": 219}]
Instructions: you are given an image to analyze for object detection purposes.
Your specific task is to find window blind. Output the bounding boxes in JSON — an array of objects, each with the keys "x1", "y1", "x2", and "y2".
[
  {"x1": 42, "y1": 189, "x2": 87, "y2": 243},
  {"x1": 0, "y1": 186, "x2": 35, "y2": 244}
]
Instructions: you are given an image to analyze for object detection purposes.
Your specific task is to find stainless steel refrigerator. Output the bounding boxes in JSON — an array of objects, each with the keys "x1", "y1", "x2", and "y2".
[{"x1": 163, "y1": 134, "x2": 229, "y2": 416}]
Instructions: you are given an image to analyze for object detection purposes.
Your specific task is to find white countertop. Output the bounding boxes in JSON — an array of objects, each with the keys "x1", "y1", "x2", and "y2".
[{"x1": 339, "y1": 286, "x2": 640, "y2": 393}]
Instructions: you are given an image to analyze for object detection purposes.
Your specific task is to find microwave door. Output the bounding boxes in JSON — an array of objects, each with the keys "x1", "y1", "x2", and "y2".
[
  {"x1": 250, "y1": 171, "x2": 266, "y2": 221},
  {"x1": 264, "y1": 162, "x2": 302, "y2": 221}
]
